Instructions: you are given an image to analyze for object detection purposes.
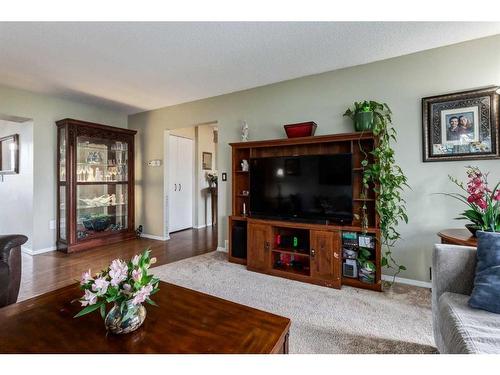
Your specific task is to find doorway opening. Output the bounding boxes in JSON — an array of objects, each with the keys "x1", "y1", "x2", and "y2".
[
  {"x1": 164, "y1": 122, "x2": 218, "y2": 243},
  {"x1": 0, "y1": 114, "x2": 34, "y2": 252}
]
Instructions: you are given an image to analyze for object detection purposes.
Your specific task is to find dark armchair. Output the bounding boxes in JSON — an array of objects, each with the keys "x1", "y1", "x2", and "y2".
[{"x1": 0, "y1": 235, "x2": 27, "y2": 308}]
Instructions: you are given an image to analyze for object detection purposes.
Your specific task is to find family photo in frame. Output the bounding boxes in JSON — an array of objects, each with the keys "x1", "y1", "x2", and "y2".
[{"x1": 422, "y1": 86, "x2": 499, "y2": 162}]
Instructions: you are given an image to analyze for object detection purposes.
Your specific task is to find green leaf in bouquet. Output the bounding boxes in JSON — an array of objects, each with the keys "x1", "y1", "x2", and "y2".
[
  {"x1": 74, "y1": 300, "x2": 105, "y2": 318},
  {"x1": 100, "y1": 303, "x2": 106, "y2": 319}
]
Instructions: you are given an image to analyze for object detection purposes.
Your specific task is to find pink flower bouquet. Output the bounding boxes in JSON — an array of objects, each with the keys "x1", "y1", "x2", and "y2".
[
  {"x1": 74, "y1": 249, "x2": 160, "y2": 319},
  {"x1": 445, "y1": 166, "x2": 500, "y2": 232}
]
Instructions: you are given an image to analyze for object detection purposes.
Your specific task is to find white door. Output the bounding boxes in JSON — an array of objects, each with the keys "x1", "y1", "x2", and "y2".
[
  {"x1": 168, "y1": 135, "x2": 193, "y2": 233},
  {"x1": 178, "y1": 137, "x2": 193, "y2": 230},
  {"x1": 168, "y1": 135, "x2": 179, "y2": 232}
]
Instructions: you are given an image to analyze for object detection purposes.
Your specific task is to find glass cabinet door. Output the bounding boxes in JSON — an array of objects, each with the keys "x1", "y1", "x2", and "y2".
[
  {"x1": 58, "y1": 126, "x2": 67, "y2": 241},
  {"x1": 76, "y1": 135, "x2": 129, "y2": 241}
]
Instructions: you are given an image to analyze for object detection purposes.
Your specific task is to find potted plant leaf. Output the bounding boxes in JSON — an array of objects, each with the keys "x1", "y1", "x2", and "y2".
[
  {"x1": 343, "y1": 101, "x2": 383, "y2": 132},
  {"x1": 353, "y1": 101, "x2": 409, "y2": 284}
]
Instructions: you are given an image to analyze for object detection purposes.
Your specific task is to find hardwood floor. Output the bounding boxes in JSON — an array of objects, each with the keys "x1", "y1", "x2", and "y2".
[{"x1": 19, "y1": 227, "x2": 218, "y2": 301}]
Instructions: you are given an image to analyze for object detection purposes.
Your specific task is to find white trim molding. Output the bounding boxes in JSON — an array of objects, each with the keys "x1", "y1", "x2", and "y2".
[
  {"x1": 21, "y1": 245, "x2": 57, "y2": 256},
  {"x1": 381, "y1": 274, "x2": 432, "y2": 289},
  {"x1": 141, "y1": 233, "x2": 170, "y2": 241},
  {"x1": 216, "y1": 239, "x2": 227, "y2": 252},
  {"x1": 194, "y1": 224, "x2": 215, "y2": 229}
]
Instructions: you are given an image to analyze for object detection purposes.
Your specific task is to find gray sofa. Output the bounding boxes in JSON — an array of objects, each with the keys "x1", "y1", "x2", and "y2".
[{"x1": 432, "y1": 244, "x2": 500, "y2": 354}]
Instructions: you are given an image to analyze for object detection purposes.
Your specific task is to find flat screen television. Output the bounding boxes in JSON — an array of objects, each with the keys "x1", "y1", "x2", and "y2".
[{"x1": 249, "y1": 154, "x2": 353, "y2": 223}]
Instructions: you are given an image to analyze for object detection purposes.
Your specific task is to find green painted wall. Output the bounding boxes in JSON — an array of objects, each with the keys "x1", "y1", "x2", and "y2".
[{"x1": 129, "y1": 35, "x2": 500, "y2": 282}]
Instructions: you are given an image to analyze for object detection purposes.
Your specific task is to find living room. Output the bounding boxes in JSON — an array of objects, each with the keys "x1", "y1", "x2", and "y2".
[{"x1": 1, "y1": 1, "x2": 500, "y2": 372}]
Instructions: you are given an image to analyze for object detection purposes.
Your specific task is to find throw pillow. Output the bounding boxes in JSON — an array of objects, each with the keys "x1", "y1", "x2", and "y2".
[{"x1": 469, "y1": 231, "x2": 500, "y2": 314}]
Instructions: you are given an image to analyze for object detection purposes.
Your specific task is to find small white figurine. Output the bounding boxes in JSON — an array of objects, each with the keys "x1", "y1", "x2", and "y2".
[
  {"x1": 95, "y1": 167, "x2": 102, "y2": 182},
  {"x1": 241, "y1": 121, "x2": 249, "y2": 142},
  {"x1": 241, "y1": 159, "x2": 249, "y2": 172}
]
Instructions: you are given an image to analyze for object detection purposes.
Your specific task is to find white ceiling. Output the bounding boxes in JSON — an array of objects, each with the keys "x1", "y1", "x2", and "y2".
[{"x1": 1, "y1": 22, "x2": 499, "y2": 114}]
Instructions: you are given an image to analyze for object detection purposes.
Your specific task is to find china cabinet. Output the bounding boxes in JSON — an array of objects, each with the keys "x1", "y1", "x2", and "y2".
[{"x1": 56, "y1": 119, "x2": 137, "y2": 253}]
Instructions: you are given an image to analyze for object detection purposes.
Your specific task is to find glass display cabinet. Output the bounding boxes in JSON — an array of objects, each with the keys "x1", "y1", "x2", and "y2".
[{"x1": 56, "y1": 118, "x2": 137, "y2": 253}]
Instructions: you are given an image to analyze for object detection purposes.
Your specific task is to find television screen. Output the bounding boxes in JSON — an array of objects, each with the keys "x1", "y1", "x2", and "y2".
[{"x1": 249, "y1": 154, "x2": 353, "y2": 223}]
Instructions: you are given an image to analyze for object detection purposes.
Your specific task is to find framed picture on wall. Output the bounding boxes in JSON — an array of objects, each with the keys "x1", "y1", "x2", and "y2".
[
  {"x1": 202, "y1": 152, "x2": 212, "y2": 170},
  {"x1": 422, "y1": 86, "x2": 499, "y2": 162}
]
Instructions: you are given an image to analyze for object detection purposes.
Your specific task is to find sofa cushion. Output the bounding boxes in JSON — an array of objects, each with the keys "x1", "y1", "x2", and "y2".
[
  {"x1": 469, "y1": 231, "x2": 500, "y2": 314},
  {"x1": 439, "y1": 292, "x2": 500, "y2": 353},
  {"x1": 0, "y1": 262, "x2": 9, "y2": 307}
]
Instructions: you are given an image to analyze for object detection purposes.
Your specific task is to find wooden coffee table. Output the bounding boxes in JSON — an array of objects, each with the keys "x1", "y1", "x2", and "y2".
[{"x1": 0, "y1": 281, "x2": 290, "y2": 353}]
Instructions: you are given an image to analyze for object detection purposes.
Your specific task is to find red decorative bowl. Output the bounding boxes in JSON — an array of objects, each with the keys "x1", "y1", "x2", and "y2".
[{"x1": 284, "y1": 122, "x2": 317, "y2": 138}]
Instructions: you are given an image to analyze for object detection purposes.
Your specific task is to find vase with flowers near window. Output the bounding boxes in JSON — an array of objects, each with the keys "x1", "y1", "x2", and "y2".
[{"x1": 442, "y1": 166, "x2": 500, "y2": 236}]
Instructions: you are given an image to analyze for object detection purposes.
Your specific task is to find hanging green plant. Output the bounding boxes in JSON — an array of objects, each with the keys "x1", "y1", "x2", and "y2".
[{"x1": 350, "y1": 101, "x2": 410, "y2": 283}]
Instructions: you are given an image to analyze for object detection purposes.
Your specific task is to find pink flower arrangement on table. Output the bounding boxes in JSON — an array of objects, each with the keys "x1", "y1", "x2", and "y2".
[
  {"x1": 74, "y1": 249, "x2": 160, "y2": 319},
  {"x1": 445, "y1": 166, "x2": 500, "y2": 232}
]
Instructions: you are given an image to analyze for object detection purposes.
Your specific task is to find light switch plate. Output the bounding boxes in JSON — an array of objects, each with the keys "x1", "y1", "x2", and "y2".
[
  {"x1": 148, "y1": 159, "x2": 162, "y2": 167},
  {"x1": 221, "y1": 172, "x2": 227, "y2": 181}
]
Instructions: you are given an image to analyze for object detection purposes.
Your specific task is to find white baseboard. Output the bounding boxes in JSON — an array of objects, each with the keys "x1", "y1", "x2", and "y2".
[
  {"x1": 216, "y1": 246, "x2": 227, "y2": 253},
  {"x1": 382, "y1": 274, "x2": 432, "y2": 289},
  {"x1": 193, "y1": 224, "x2": 214, "y2": 229},
  {"x1": 21, "y1": 245, "x2": 57, "y2": 256},
  {"x1": 141, "y1": 233, "x2": 170, "y2": 241}
]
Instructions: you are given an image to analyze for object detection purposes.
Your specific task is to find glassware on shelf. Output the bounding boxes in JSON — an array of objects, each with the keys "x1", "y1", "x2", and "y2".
[
  {"x1": 75, "y1": 139, "x2": 128, "y2": 183},
  {"x1": 76, "y1": 184, "x2": 128, "y2": 240},
  {"x1": 86, "y1": 151, "x2": 103, "y2": 164},
  {"x1": 95, "y1": 167, "x2": 103, "y2": 182}
]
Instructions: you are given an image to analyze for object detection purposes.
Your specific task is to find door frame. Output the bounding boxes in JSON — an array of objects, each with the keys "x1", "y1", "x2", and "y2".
[{"x1": 164, "y1": 131, "x2": 195, "y2": 238}]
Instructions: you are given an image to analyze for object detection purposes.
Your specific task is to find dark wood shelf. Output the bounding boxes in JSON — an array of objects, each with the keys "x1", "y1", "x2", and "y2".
[
  {"x1": 76, "y1": 181, "x2": 128, "y2": 185},
  {"x1": 342, "y1": 277, "x2": 382, "y2": 291},
  {"x1": 272, "y1": 248, "x2": 310, "y2": 257},
  {"x1": 229, "y1": 131, "x2": 374, "y2": 148},
  {"x1": 228, "y1": 255, "x2": 247, "y2": 265},
  {"x1": 230, "y1": 215, "x2": 248, "y2": 222},
  {"x1": 236, "y1": 194, "x2": 250, "y2": 198},
  {"x1": 77, "y1": 203, "x2": 127, "y2": 210},
  {"x1": 272, "y1": 265, "x2": 310, "y2": 277},
  {"x1": 235, "y1": 170, "x2": 249, "y2": 174},
  {"x1": 76, "y1": 228, "x2": 128, "y2": 242},
  {"x1": 353, "y1": 198, "x2": 375, "y2": 202}
]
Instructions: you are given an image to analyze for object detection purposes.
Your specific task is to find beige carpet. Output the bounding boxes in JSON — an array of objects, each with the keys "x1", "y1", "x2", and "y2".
[{"x1": 152, "y1": 251, "x2": 436, "y2": 354}]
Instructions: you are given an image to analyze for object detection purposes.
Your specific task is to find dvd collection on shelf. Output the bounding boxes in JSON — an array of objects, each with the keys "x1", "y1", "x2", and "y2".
[{"x1": 342, "y1": 231, "x2": 376, "y2": 283}]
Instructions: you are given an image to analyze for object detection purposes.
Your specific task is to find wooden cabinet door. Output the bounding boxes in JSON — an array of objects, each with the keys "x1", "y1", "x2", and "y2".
[
  {"x1": 310, "y1": 230, "x2": 341, "y2": 288},
  {"x1": 247, "y1": 223, "x2": 272, "y2": 272}
]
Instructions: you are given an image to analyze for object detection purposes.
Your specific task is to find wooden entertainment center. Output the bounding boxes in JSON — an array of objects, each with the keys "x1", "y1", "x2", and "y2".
[{"x1": 228, "y1": 132, "x2": 382, "y2": 291}]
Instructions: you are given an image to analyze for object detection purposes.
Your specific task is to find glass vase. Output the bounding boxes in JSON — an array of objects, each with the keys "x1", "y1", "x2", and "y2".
[{"x1": 104, "y1": 301, "x2": 146, "y2": 334}]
